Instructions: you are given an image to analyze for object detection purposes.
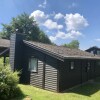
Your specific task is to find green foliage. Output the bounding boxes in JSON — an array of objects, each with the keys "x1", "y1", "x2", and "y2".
[
  {"x1": 0, "y1": 57, "x2": 9, "y2": 66},
  {"x1": 39, "y1": 31, "x2": 51, "y2": 44},
  {"x1": 63, "y1": 40, "x2": 79, "y2": 49},
  {"x1": 0, "y1": 13, "x2": 51, "y2": 44},
  {"x1": 0, "y1": 65, "x2": 20, "y2": 100}
]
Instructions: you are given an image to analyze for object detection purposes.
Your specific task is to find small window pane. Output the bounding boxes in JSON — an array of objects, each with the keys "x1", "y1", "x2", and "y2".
[
  {"x1": 29, "y1": 58, "x2": 38, "y2": 72},
  {"x1": 91, "y1": 51, "x2": 94, "y2": 54},
  {"x1": 88, "y1": 62, "x2": 90, "y2": 67},
  {"x1": 71, "y1": 62, "x2": 74, "y2": 70},
  {"x1": 87, "y1": 62, "x2": 90, "y2": 70},
  {"x1": 97, "y1": 62, "x2": 100, "y2": 66},
  {"x1": 97, "y1": 51, "x2": 100, "y2": 55}
]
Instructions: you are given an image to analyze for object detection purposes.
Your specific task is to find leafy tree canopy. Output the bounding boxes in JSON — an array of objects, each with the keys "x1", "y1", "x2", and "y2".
[
  {"x1": 63, "y1": 40, "x2": 79, "y2": 49},
  {"x1": 0, "y1": 13, "x2": 51, "y2": 44}
]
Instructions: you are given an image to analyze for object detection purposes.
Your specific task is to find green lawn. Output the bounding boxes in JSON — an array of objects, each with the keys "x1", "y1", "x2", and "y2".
[
  {"x1": 13, "y1": 80, "x2": 100, "y2": 100},
  {"x1": 1, "y1": 58, "x2": 100, "y2": 100}
]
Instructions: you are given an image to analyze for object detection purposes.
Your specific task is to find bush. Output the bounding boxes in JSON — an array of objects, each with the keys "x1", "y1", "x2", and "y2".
[{"x1": 0, "y1": 65, "x2": 20, "y2": 100}]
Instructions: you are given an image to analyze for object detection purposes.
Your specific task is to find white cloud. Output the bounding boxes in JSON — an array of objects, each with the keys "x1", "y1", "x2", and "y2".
[
  {"x1": 49, "y1": 36, "x2": 57, "y2": 41},
  {"x1": 66, "y1": 30, "x2": 82, "y2": 39},
  {"x1": 54, "y1": 13, "x2": 64, "y2": 20},
  {"x1": 30, "y1": 10, "x2": 88, "y2": 42},
  {"x1": 38, "y1": 0, "x2": 47, "y2": 8},
  {"x1": 56, "y1": 31, "x2": 67, "y2": 39},
  {"x1": 65, "y1": 13, "x2": 89, "y2": 31},
  {"x1": 49, "y1": 30, "x2": 82, "y2": 41},
  {"x1": 49, "y1": 13, "x2": 88, "y2": 42},
  {"x1": 43, "y1": 19, "x2": 63, "y2": 30},
  {"x1": 29, "y1": 10, "x2": 48, "y2": 24},
  {"x1": 95, "y1": 38, "x2": 100, "y2": 42}
]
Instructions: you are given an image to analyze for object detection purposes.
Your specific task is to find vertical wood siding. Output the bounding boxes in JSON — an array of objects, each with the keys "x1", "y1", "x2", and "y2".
[
  {"x1": 45, "y1": 64, "x2": 57, "y2": 92},
  {"x1": 10, "y1": 34, "x2": 16, "y2": 71},
  {"x1": 59, "y1": 60, "x2": 82, "y2": 91},
  {"x1": 95, "y1": 60, "x2": 100, "y2": 77},
  {"x1": 30, "y1": 60, "x2": 43, "y2": 88},
  {"x1": 24, "y1": 47, "x2": 58, "y2": 92}
]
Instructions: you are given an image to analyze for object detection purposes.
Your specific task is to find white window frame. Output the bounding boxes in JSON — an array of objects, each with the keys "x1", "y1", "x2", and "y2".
[{"x1": 29, "y1": 57, "x2": 38, "y2": 72}]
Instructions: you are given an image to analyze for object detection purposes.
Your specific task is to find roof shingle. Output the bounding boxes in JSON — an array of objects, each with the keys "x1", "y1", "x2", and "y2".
[
  {"x1": 23, "y1": 40, "x2": 100, "y2": 60},
  {"x1": 0, "y1": 39, "x2": 10, "y2": 48}
]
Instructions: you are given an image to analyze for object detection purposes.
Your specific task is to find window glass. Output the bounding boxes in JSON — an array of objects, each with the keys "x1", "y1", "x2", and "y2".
[
  {"x1": 71, "y1": 62, "x2": 74, "y2": 70},
  {"x1": 91, "y1": 51, "x2": 94, "y2": 54},
  {"x1": 88, "y1": 62, "x2": 90, "y2": 67},
  {"x1": 97, "y1": 61, "x2": 100, "y2": 66},
  {"x1": 29, "y1": 58, "x2": 38, "y2": 72},
  {"x1": 87, "y1": 62, "x2": 90, "y2": 70},
  {"x1": 97, "y1": 51, "x2": 100, "y2": 55}
]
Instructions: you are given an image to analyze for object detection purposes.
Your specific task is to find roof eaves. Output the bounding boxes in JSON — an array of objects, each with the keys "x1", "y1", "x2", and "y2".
[
  {"x1": 64, "y1": 56, "x2": 100, "y2": 60},
  {"x1": 23, "y1": 40, "x2": 65, "y2": 61}
]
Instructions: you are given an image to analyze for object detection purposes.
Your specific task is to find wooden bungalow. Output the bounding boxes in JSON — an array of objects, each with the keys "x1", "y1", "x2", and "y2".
[
  {"x1": 86, "y1": 46, "x2": 100, "y2": 56},
  {"x1": 0, "y1": 39, "x2": 10, "y2": 65},
  {"x1": 9, "y1": 33, "x2": 100, "y2": 92}
]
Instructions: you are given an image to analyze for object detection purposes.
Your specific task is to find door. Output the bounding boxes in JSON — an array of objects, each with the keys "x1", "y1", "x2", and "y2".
[{"x1": 81, "y1": 60, "x2": 94, "y2": 83}]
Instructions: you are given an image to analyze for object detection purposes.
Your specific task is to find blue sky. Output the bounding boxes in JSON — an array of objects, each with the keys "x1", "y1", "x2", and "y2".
[{"x1": 0, "y1": 0, "x2": 100, "y2": 50}]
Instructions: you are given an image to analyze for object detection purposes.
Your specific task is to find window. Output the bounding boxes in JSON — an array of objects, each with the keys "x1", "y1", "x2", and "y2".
[
  {"x1": 88, "y1": 62, "x2": 90, "y2": 67},
  {"x1": 97, "y1": 51, "x2": 100, "y2": 55},
  {"x1": 29, "y1": 57, "x2": 38, "y2": 72},
  {"x1": 70, "y1": 62, "x2": 74, "y2": 70},
  {"x1": 97, "y1": 61, "x2": 100, "y2": 66},
  {"x1": 87, "y1": 62, "x2": 90, "y2": 70},
  {"x1": 91, "y1": 51, "x2": 94, "y2": 54}
]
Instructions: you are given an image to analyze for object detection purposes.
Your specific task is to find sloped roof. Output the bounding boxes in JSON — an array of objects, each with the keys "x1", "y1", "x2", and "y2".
[
  {"x1": 0, "y1": 39, "x2": 10, "y2": 48},
  {"x1": 86, "y1": 46, "x2": 100, "y2": 51},
  {"x1": 23, "y1": 40, "x2": 100, "y2": 61}
]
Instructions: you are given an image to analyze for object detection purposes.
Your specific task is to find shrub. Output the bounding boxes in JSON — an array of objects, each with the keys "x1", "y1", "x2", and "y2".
[{"x1": 0, "y1": 65, "x2": 20, "y2": 100}]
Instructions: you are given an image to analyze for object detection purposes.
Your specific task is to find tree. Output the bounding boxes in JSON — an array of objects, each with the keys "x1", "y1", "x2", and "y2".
[
  {"x1": 0, "y1": 13, "x2": 51, "y2": 44},
  {"x1": 63, "y1": 40, "x2": 79, "y2": 49}
]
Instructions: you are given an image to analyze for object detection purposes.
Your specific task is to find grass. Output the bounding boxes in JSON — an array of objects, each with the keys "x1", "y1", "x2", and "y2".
[
  {"x1": 0, "y1": 57, "x2": 100, "y2": 100},
  {"x1": 0, "y1": 57, "x2": 4, "y2": 65},
  {"x1": 13, "y1": 79, "x2": 100, "y2": 100}
]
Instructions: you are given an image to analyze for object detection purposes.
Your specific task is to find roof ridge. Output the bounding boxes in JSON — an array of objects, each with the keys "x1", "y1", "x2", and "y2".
[{"x1": 23, "y1": 40, "x2": 100, "y2": 60}]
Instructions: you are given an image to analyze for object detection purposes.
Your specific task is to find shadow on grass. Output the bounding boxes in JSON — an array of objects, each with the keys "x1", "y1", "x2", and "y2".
[
  {"x1": 63, "y1": 78, "x2": 100, "y2": 97},
  {"x1": 10, "y1": 87, "x2": 27, "y2": 100},
  {"x1": 69, "y1": 83, "x2": 100, "y2": 96}
]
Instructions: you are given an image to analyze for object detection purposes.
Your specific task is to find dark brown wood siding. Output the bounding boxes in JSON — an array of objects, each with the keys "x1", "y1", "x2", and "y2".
[
  {"x1": 59, "y1": 59, "x2": 97, "y2": 92},
  {"x1": 59, "y1": 59, "x2": 82, "y2": 91},
  {"x1": 10, "y1": 34, "x2": 16, "y2": 71},
  {"x1": 23, "y1": 46, "x2": 58, "y2": 92},
  {"x1": 81, "y1": 60, "x2": 95, "y2": 83},
  {"x1": 45, "y1": 64, "x2": 57, "y2": 92},
  {"x1": 30, "y1": 60, "x2": 44, "y2": 88},
  {"x1": 95, "y1": 60, "x2": 100, "y2": 77},
  {"x1": 44, "y1": 56, "x2": 58, "y2": 92},
  {"x1": 10, "y1": 34, "x2": 26, "y2": 83}
]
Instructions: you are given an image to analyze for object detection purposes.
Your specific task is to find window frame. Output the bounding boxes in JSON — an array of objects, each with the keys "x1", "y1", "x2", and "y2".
[
  {"x1": 91, "y1": 51, "x2": 94, "y2": 54},
  {"x1": 87, "y1": 62, "x2": 91, "y2": 71},
  {"x1": 97, "y1": 61, "x2": 100, "y2": 66},
  {"x1": 70, "y1": 61, "x2": 75, "y2": 70},
  {"x1": 29, "y1": 57, "x2": 38, "y2": 73},
  {"x1": 97, "y1": 50, "x2": 100, "y2": 55}
]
